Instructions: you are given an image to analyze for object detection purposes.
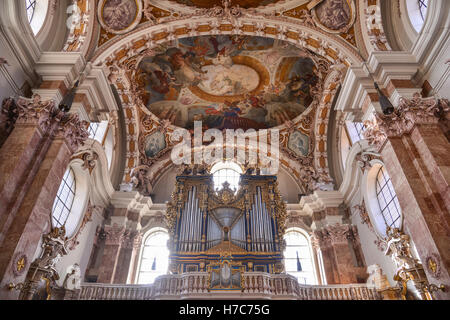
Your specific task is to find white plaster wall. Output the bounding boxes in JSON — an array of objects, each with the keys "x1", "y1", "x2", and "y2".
[
  {"x1": 349, "y1": 188, "x2": 397, "y2": 286},
  {"x1": 55, "y1": 211, "x2": 103, "y2": 287},
  {"x1": 0, "y1": 35, "x2": 29, "y2": 100}
]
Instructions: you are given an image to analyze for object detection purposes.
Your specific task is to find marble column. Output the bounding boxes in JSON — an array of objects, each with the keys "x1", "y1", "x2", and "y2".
[
  {"x1": 96, "y1": 223, "x2": 126, "y2": 284},
  {"x1": 96, "y1": 207, "x2": 142, "y2": 284},
  {"x1": 365, "y1": 93, "x2": 450, "y2": 299},
  {"x1": 0, "y1": 95, "x2": 88, "y2": 299},
  {"x1": 313, "y1": 224, "x2": 367, "y2": 284}
]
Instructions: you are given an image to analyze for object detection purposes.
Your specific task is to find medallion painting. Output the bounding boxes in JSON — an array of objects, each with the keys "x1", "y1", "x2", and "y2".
[
  {"x1": 170, "y1": 0, "x2": 280, "y2": 9},
  {"x1": 98, "y1": 0, "x2": 142, "y2": 34},
  {"x1": 287, "y1": 130, "x2": 310, "y2": 157},
  {"x1": 136, "y1": 36, "x2": 321, "y2": 131},
  {"x1": 312, "y1": 0, "x2": 355, "y2": 33}
]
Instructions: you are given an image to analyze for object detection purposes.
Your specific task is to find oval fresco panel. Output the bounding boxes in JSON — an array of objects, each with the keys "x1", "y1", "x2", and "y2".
[
  {"x1": 98, "y1": 0, "x2": 142, "y2": 34},
  {"x1": 313, "y1": 0, "x2": 355, "y2": 33},
  {"x1": 136, "y1": 35, "x2": 321, "y2": 131},
  {"x1": 288, "y1": 130, "x2": 310, "y2": 157},
  {"x1": 144, "y1": 131, "x2": 167, "y2": 158}
]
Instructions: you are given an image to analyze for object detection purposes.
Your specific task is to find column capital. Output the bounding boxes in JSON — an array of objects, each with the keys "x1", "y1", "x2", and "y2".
[
  {"x1": 312, "y1": 223, "x2": 355, "y2": 247},
  {"x1": 14, "y1": 94, "x2": 89, "y2": 152},
  {"x1": 364, "y1": 94, "x2": 449, "y2": 148}
]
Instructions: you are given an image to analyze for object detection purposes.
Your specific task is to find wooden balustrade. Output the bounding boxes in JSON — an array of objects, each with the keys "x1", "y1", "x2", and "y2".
[{"x1": 77, "y1": 272, "x2": 380, "y2": 300}]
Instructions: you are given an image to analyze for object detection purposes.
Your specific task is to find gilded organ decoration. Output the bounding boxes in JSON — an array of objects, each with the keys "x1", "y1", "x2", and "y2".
[{"x1": 166, "y1": 169, "x2": 287, "y2": 286}]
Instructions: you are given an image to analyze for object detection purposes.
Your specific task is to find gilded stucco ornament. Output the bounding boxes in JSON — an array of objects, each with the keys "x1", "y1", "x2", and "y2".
[
  {"x1": 9, "y1": 227, "x2": 69, "y2": 299},
  {"x1": 384, "y1": 227, "x2": 445, "y2": 300},
  {"x1": 11, "y1": 253, "x2": 28, "y2": 277},
  {"x1": 425, "y1": 253, "x2": 442, "y2": 280}
]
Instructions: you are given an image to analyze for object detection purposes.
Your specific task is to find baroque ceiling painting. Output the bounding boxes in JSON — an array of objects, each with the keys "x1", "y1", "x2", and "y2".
[
  {"x1": 169, "y1": 0, "x2": 281, "y2": 9},
  {"x1": 135, "y1": 35, "x2": 322, "y2": 131},
  {"x1": 88, "y1": 0, "x2": 365, "y2": 186}
]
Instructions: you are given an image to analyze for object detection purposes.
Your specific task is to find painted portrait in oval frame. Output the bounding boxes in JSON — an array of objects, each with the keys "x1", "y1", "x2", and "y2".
[
  {"x1": 312, "y1": 0, "x2": 356, "y2": 34},
  {"x1": 98, "y1": 0, "x2": 143, "y2": 35}
]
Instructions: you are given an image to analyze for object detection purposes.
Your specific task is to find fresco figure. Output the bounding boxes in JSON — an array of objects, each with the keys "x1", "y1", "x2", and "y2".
[{"x1": 137, "y1": 35, "x2": 322, "y2": 130}]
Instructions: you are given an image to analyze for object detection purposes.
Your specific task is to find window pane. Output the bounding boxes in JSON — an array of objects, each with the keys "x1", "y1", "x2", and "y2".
[
  {"x1": 138, "y1": 229, "x2": 170, "y2": 284},
  {"x1": 376, "y1": 167, "x2": 402, "y2": 231},
  {"x1": 51, "y1": 168, "x2": 76, "y2": 228},
  {"x1": 283, "y1": 230, "x2": 316, "y2": 285}
]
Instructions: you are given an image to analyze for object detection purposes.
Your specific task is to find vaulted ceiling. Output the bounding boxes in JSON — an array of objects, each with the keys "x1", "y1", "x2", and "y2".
[{"x1": 62, "y1": 0, "x2": 392, "y2": 193}]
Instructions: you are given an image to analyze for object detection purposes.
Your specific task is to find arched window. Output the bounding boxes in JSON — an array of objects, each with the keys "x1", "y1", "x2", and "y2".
[
  {"x1": 52, "y1": 168, "x2": 76, "y2": 229},
  {"x1": 25, "y1": 0, "x2": 49, "y2": 35},
  {"x1": 137, "y1": 229, "x2": 170, "y2": 284},
  {"x1": 406, "y1": 0, "x2": 429, "y2": 32},
  {"x1": 283, "y1": 228, "x2": 316, "y2": 285},
  {"x1": 375, "y1": 167, "x2": 402, "y2": 229},
  {"x1": 345, "y1": 121, "x2": 366, "y2": 144},
  {"x1": 211, "y1": 161, "x2": 243, "y2": 191},
  {"x1": 89, "y1": 121, "x2": 113, "y2": 169}
]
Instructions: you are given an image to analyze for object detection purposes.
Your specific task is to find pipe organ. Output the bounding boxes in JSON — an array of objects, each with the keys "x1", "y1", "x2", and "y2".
[{"x1": 166, "y1": 167, "x2": 288, "y2": 289}]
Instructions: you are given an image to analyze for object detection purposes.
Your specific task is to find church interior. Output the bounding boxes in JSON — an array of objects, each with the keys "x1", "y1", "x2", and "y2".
[{"x1": 0, "y1": 0, "x2": 449, "y2": 301}]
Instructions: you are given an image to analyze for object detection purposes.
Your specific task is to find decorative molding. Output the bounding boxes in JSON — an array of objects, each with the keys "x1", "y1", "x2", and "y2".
[
  {"x1": 425, "y1": 253, "x2": 442, "y2": 280},
  {"x1": 14, "y1": 94, "x2": 89, "y2": 152}
]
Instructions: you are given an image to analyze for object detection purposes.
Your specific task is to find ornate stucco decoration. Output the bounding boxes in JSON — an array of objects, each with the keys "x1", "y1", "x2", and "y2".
[
  {"x1": 98, "y1": 0, "x2": 144, "y2": 35},
  {"x1": 0, "y1": 97, "x2": 18, "y2": 145},
  {"x1": 355, "y1": 150, "x2": 381, "y2": 172},
  {"x1": 352, "y1": 201, "x2": 386, "y2": 252},
  {"x1": 64, "y1": 0, "x2": 91, "y2": 52},
  {"x1": 15, "y1": 94, "x2": 89, "y2": 152},
  {"x1": 9, "y1": 227, "x2": 69, "y2": 300},
  {"x1": 66, "y1": 205, "x2": 103, "y2": 251},
  {"x1": 384, "y1": 227, "x2": 445, "y2": 300},
  {"x1": 364, "y1": 0, "x2": 392, "y2": 51},
  {"x1": 365, "y1": 93, "x2": 450, "y2": 150},
  {"x1": 130, "y1": 164, "x2": 153, "y2": 196}
]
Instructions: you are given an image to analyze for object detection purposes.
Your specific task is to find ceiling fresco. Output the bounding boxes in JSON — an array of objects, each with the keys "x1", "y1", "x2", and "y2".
[
  {"x1": 135, "y1": 35, "x2": 322, "y2": 131},
  {"x1": 168, "y1": 0, "x2": 281, "y2": 9}
]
